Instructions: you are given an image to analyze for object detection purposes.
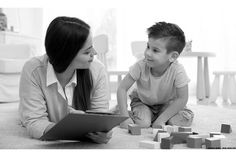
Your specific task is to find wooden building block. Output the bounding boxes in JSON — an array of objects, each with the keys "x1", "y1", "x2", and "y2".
[
  {"x1": 161, "y1": 136, "x2": 173, "y2": 149},
  {"x1": 210, "y1": 132, "x2": 221, "y2": 137},
  {"x1": 154, "y1": 132, "x2": 170, "y2": 142},
  {"x1": 197, "y1": 134, "x2": 210, "y2": 144},
  {"x1": 152, "y1": 128, "x2": 165, "y2": 135},
  {"x1": 172, "y1": 125, "x2": 179, "y2": 132},
  {"x1": 163, "y1": 125, "x2": 175, "y2": 134},
  {"x1": 139, "y1": 140, "x2": 160, "y2": 149},
  {"x1": 213, "y1": 134, "x2": 226, "y2": 139},
  {"x1": 178, "y1": 127, "x2": 192, "y2": 132},
  {"x1": 171, "y1": 132, "x2": 193, "y2": 144},
  {"x1": 153, "y1": 130, "x2": 167, "y2": 141},
  {"x1": 187, "y1": 135, "x2": 203, "y2": 148},
  {"x1": 128, "y1": 124, "x2": 141, "y2": 135},
  {"x1": 205, "y1": 137, "x2": 221, "y2": 149},
  {"x1": 221, "y1": 124, "x2": 232, "y2": 133}
]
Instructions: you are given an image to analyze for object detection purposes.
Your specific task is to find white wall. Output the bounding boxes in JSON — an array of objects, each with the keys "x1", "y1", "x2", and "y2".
[{"x1": 3, "y1": 8, "x2": 43, "y2": 38}]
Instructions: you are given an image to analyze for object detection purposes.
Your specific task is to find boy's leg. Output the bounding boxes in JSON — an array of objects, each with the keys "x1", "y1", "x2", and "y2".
[
  {"x1": 167, "y1": 108, "x2": 194, "y2": 127},
  {"x1": 130, "y1": 97, "x2": 153, "y2": 128}
]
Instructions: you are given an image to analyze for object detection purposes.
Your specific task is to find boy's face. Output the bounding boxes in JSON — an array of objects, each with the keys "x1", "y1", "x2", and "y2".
[{"x1": 144, "y1": 37, "x2": 172, "y2": 68}]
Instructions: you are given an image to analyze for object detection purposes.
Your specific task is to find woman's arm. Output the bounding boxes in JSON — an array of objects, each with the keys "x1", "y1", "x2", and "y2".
[
  {"x1": 152, "y1": 85, "x2": 188, "y2": 127},
  {"x1": 19, "y1": 62, "x2": 54, "y2": 139}
]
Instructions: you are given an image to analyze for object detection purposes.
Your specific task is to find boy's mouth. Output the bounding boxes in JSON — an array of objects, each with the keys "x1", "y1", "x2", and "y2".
[{"x1": 144, "y1": 58, "x2": 153, "y2": 62}]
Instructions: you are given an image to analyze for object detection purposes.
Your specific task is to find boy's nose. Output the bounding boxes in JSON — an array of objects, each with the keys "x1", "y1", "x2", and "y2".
[{"x1": 145, "y1": 49, "x2": 151, "y2": 57}]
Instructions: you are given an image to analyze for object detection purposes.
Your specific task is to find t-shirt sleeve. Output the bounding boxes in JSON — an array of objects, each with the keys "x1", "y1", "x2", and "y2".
[
  {"x1": 174, "y1": 64, "x2": 190, "y2": 88},
  {"x1": 129, "y1": 61, "x2": 142, "y2": 81}
]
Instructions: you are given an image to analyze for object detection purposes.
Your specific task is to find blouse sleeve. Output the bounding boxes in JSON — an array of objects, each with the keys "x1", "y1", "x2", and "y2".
[{"x1": 18, "y1": 60, "x2": 54, "y2": 139}]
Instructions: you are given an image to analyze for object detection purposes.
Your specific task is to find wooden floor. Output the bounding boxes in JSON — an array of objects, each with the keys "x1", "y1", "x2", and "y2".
[{"x1": 0, "y1": 96, "x2": 236, "y2": 149}]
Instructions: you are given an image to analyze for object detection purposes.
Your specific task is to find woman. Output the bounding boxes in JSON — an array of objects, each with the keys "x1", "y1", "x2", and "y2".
[{"x1": 19, "y1": 16, "x2": 112, "y2": 143}]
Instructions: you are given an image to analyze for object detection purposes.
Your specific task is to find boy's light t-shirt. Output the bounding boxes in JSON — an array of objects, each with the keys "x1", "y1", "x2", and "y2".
[{"x1": 129, "y1": 59, "x2": 190, "y2": 106}]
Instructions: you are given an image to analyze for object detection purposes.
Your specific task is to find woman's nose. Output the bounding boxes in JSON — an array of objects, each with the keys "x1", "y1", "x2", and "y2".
[
  {"x1": 90, "y1": 48, "x2": 97, "y2": 57},
  {"x1": 92, "y1": 48, "x2": 97, "y2": 56}
]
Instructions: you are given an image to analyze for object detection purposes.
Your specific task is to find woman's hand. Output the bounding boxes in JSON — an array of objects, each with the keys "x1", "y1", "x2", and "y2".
[
  {"x1": 68, "y1": 107, "x2": 85, "y2": 114},
  {"x1": 86, "y1": 130, "x2": 113, "y2": 144},
  {"x1": 44, "y1": 123, "x2": 55, "y2": 134}
]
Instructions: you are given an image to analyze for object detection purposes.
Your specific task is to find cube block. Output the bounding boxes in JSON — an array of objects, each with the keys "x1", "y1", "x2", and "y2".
[
  {"x1": 171, "y1": 132, "x2": 193, "y2": 144},
  {"x1": 161, "y1": 136, "x2": 173, "y2": 149},
  {"x1": 221, "y1": 124, "x2": 232, "y2": 133},
  {"x1": 210, "y1": 132, "x2": 221, "y2": 137},
  {"x1": 154, "y1": 132, "x2": 170, "y2": 142},
  {"x1": 178, "y1": 127, "x2": 192, "y2": 132},
  {"x1": 128, "y1": 124, "x2": 141, "y2": 135},
  {"x1": 187, "y1": 135, "x2": 203, "y2": 148},
  {"x1": 139, "y1": 140, "x2": 160, "y2": 149},
  {"x1": 205, "y1": 137, "x2": 221, "y2": 149}
]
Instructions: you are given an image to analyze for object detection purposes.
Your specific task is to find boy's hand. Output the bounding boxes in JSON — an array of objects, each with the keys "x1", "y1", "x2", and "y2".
[
  {"x1": 152, "y1": 120, "x2": 165, "y2": 129},
  {"x1": 119, "y1": 118, "x2": 134, "y2": 129},
  {"x1": 86, "y1": 130, "x2": 113, "y2": 144}
]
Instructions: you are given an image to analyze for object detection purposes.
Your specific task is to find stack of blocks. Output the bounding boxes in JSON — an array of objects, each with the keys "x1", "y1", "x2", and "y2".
[
  {"x1": 138, "y1": 123, "x2": 232, "y2": 149},
  {"x1": 154, "y1": 131, "x2": 170, "y2": 142}
]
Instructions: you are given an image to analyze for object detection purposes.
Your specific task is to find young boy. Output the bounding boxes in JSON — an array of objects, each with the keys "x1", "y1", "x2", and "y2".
[{"x1": 117, "y1": 22, "x2": 194, "y2": 129}]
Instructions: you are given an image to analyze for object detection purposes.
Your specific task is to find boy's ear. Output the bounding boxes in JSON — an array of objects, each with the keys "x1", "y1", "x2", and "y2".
[{"x1": 169, "y1": 51, "x2": 179, "y2": 62}]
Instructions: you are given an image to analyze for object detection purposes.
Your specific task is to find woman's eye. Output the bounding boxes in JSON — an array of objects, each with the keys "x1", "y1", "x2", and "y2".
[
  {"x1": 146, "y1": 45, "x2": 149, "y2": 49},
  {"x1": 84, "y1": 51, "x2": 90, "y2": 55}
]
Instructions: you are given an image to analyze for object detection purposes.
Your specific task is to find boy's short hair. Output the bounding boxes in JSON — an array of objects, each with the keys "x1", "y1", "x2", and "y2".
[{"x1": 147, "y1": 22, "x2": 186, "y2": 54}]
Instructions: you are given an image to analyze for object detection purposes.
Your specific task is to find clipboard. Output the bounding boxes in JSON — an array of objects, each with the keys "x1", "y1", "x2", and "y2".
[{"x1": 40, "y1": 113, "x2": 128, "y2": 141}]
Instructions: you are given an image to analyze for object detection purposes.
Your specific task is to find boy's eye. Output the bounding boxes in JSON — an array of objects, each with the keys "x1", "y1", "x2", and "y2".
[
  {"x1": 146, "y1": 44, "x2": 150, "y2": 49},
  {"x1": 153, "y1": 49, "x2": 159, "y2": 53}
]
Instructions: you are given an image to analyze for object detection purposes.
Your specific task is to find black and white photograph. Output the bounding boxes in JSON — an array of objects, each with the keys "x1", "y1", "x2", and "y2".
[{"x1": 0, "y1": 0, "x2": 235, "y2": 155}]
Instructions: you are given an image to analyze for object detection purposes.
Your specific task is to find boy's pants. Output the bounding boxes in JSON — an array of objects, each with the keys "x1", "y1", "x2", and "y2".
[{"x1": 129, "y1": 97, "x2": 194, "y2": 128}]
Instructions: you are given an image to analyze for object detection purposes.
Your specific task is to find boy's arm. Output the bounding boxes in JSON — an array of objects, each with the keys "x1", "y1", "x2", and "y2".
[
  {"x1": 117, "y1": 73, "x2": 135, "y2": 128},
  {"x1": 153, "y1": 85, "x2": 188, "y2": 127}
]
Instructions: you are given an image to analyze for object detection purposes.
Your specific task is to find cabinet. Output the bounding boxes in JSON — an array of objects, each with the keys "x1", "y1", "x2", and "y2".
[{"x1": 0, "y1": 31, "x2": 42, "y2": 55}]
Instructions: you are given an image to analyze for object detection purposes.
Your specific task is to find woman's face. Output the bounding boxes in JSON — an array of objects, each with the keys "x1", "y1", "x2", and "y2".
[{"x1": 70, "y1": 33, "x2": 97, "y2": 69}]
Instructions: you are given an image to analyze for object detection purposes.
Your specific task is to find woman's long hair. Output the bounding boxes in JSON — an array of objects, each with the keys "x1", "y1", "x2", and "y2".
[{"x1": 45, "y1": 16, "x2": 93, "y2": 111}]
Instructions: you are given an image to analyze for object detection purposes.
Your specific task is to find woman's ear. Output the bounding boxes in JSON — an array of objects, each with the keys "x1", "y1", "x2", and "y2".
[{"x1": 169, "y1": 51, "x2": 179, "y2": 62}]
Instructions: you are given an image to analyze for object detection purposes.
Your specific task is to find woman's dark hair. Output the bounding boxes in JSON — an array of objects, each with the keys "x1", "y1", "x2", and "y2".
[{"x1": 45, "y1": 16, "x2": 93, "y2": 111}]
